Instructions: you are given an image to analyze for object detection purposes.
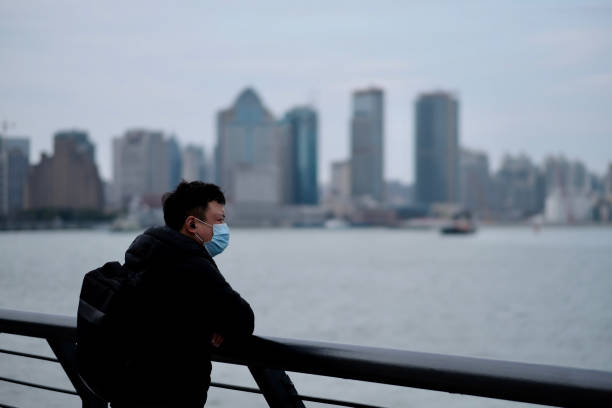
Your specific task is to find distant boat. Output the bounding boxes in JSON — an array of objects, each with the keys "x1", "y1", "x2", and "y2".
[{"x1": 441, "y1": 211, "x2": 477, "y2": 235}]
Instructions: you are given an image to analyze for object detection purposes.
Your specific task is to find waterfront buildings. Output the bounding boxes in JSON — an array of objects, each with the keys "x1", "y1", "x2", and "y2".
[
  {"x1": 544, "y1": 156, "x2": 570, "y2": 196},
  {"x1": 216, "y1": 88, "x2": 291, "y2": 204},
  {"x1": 543, "y1": 156, "x2": 595, "y2": 223},
  {"x1": 284, "y1": 106, "x2": 319, "y2": 205},
  {"x1": 27, "y1": 130, "x2": 103, "y2": 210},
  {"x1": 459, "y1": 148, "x2": 490, "y2": 216},
  {"x1": 544, "y1": 190, "x2": 593, "y2": 223},
  {"x1": 490, "y1": 154, "x2": 544, "y2": 219},
  {"x1": 570, "y1": 161, "x2": 588, "y2": 194},
  {"x1": 6, "y1": 84, "x2": 609, "y2": 226},
  {"x1": 350, "y1": 88, "x2": 384, "y2": 204},
  {"x1": 593, "y1": 165, "x2": 612, "y2": 222},
  {"x1": 330, "y1": 160, "x2": 351, "y2": 201},
  {"x1": 544, "y1": 156, "x2": 590, "y2": 195},
  {"x1": 112, "y1": 129, "x2": 170, "y2": 209},
  {"x1": 327, "y1": 160, "x2": 352, "y2": 217},
  {"x1": 414, "y1": 91, "x2": 460, "y2": 207},
  {"x1": 0, "y1": 136, "x2": 29, "y2": 215},
  {"x1": 213, "y1": 88, "x2": 329, "y2": 226}
]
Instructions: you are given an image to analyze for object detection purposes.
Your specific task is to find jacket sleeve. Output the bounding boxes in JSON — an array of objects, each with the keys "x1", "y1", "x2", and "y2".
[{"x1": 204, "y1": 264, "x2": 255, "y2": 338}]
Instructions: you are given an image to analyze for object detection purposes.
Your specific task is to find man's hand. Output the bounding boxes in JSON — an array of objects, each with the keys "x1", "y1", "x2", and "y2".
[{"x1": 211, "y1": 332, "x2": 224, "y2": 348}]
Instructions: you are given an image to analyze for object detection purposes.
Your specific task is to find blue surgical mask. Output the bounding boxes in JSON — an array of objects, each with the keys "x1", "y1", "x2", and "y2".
[{"x1": 194, "y1": 218, "x2": 230, "y2": 257}]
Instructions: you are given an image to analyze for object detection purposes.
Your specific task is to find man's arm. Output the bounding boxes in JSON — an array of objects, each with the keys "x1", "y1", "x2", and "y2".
[
  {"x1": 206, "y1": 267, "x2": 255, "y2": 338},
  {"x1": 213, "y1": 283, "x2": 255, "y2": 337}
]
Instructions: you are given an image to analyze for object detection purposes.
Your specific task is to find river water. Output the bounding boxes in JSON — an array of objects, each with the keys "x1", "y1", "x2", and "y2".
[{"x1": 1, "y1": 226, "x2": 612, "y2": 407}]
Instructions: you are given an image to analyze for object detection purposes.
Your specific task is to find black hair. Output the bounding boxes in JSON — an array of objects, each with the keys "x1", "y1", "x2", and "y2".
[{"x1": 162, "y1": 181, "x2": 226, "y2": 231}]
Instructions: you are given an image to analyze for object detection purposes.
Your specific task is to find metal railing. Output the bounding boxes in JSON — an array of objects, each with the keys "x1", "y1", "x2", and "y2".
[{"x1": 1, "y1": 307, "x2": 612, "y2": 407}]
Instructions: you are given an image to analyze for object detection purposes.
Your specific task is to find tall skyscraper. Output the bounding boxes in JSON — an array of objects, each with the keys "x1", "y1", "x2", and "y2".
[
  {"x1": 216, "y1": 88, "x2": 290, "y2": 204},
  {"x1": 0, "y1": 136, "x2": 29, "y2": 215},
  {"x1": 27, "y1": 130, "x2": 103, "y2": 210},
  {"x1": 112, "y1": 129, "x2": 170, "y2": 208},
  {"x1": 415, "y1": 91, "x2": 459, "y2": 206},
  {"x1": 284, "y1": 106, "x2": 318, "y2": 205},
  {"x1": 350, "y1": 87, "x2": 384, "y2": 203}
]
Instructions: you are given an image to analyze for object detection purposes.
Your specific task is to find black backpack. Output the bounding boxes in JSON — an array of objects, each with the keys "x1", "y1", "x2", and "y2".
[{"x1": 76, "y1": 261, "x2": 141, "y2": 400}]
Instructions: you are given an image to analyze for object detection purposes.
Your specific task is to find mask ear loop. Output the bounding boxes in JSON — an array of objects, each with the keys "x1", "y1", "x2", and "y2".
[
  {"x1": 193, "y1": 232, "x2": 205, "y2": 244},
  {"x1": 191, "y1": 216, "x2": 210, "y2": 245}
]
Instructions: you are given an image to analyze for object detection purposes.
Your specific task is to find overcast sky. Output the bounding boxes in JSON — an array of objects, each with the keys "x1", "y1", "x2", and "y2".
[{"x1": 1, "y1": 0, "x2": 611, "y2": 183}]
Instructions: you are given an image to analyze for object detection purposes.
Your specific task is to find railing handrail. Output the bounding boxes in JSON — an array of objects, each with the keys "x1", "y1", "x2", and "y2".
[{"x1": 2, "y1": 307, "x2": 612, "y2": 407}]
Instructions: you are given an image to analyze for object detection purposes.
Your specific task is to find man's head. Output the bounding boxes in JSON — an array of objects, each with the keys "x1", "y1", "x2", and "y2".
[{"x1": 162, "y1": 181, "x2": 226, "y2": 243}]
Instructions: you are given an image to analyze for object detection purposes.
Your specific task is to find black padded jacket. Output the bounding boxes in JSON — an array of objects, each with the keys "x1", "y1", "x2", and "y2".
[{"x1": 112, "y1": 226, "x2": 254, "y2": 407}]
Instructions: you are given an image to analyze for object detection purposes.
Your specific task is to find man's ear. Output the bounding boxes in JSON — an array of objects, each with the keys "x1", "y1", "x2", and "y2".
[{"x1": 185, "y1": 216, "x2": 195, "y2": 231}]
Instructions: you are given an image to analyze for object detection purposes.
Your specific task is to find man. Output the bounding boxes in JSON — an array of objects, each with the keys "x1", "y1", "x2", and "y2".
[{"x1": 111, "y1": 181, "x2": 254, "y2": 407}]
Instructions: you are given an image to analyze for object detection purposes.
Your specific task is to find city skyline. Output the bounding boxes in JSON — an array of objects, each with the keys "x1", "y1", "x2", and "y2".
[
  {"x1": 2, "y1": 119, "x2": 611, "y2": 224},
  {"x1": 3, "y1": 82, "x2": 611, "y2": 185},
  {"x1": 2, "y1": 1, "x2": 611, "y2": 184},
  {"x1": 3, "y1": 88, "x2": 609, "y2": 188}
]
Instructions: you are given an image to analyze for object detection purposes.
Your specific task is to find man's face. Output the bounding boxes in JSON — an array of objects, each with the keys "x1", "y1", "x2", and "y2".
[{"x1": 201, "y1": 200, "x2": 226, "y2": 242}]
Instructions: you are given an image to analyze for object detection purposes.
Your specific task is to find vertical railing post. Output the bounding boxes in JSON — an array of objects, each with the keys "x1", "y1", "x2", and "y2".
[
  {"x1": 248, "y1": 366, "x2": 306, "y2": 408},
  {"x1": 47, "y1": 339, "x2": 107, "y2": 408}
]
